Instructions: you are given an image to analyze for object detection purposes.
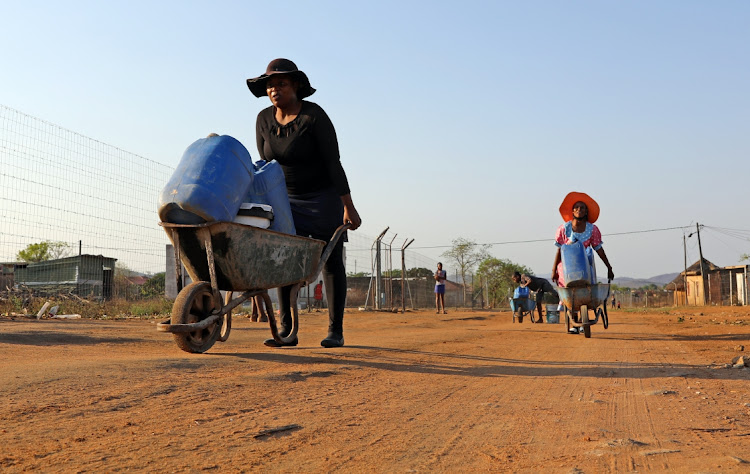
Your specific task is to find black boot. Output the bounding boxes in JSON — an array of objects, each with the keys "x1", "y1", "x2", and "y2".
[
  {"x1": 264, "y1": 336, "x2": 298, "y2": 347},
  {"x1": 321, "y1": 332, "x2": 344, "y2": 348},
  {"x1": 320, "y1": 272, "x2": 344, "y2": 348}
]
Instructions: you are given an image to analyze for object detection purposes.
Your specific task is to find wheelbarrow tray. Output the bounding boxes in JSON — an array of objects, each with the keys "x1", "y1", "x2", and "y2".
[
  {"x1": 510, "y1": 298, "x2": 535, "y2": 313},
  {"x1": 161, "y1": 221, "x2": 325, "y2": 291},
  {"x1": 557, "y1": 283, "x2": 610, "y2": 312}
]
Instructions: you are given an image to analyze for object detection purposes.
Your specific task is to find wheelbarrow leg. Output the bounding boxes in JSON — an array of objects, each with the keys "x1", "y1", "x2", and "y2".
[
  {"x1": 198, "y1": 227, "x2": 223, "y2": 310},
  {"x1": 266, "y1": 283, "x2": 301, "y2": 345},
  {"x1": 170, "y1": 228, "x2": 184, "y2": 293}
]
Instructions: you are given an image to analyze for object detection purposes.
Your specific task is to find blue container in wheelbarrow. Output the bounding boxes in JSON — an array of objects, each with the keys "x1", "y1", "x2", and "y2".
[
  {"x1": 158, "y1": 134, "x2": 255, "y2": 224},
  {"x1": 561, "y1": 241, "x2": 595, "y2": 287}
]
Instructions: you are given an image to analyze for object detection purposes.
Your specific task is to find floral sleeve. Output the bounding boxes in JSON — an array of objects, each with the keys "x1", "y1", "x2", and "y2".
[
  {"x1": 554, "y1": 224, "x2": 567, "y2": 247},
  {"x1": 588, "y1": 225, "x2": 603, "y2": 250}
]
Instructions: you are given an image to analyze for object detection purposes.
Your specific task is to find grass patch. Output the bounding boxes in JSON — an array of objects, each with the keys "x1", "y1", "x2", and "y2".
[{"x1": 0, "y1": 295, "x2": 173, "y2": 319}]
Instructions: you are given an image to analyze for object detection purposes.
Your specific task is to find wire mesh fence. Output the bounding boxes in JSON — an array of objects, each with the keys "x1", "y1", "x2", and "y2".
[
  {"x1": 0, "y1": 105, "x2": 452, "y2": 311},
  {"x1": 2, "y1": 105, "x2": 744, "y2": 314},
  {"x1": 0, "y1": 105, "x2": 173, "y2": 303}
]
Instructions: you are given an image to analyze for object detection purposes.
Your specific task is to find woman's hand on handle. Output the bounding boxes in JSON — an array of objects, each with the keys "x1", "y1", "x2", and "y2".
[
  {"x1": 595, "y1": 247, "x2": 614, "y2": 282},
  {"x1": 341, "y1": 194, "x2": 361, "y2": 230},
  {"x1": 343, "y1": 205, "x2": 361, "y2": 230}
]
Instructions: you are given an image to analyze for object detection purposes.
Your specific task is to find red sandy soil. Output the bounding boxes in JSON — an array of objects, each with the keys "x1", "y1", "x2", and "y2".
[{"x1": 1, "y1": 305, "x2": 749, "y2": 472}]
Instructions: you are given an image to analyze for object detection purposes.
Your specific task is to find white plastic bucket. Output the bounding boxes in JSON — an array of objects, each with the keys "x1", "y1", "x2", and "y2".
[
  {"x1": 546, "y1": 304, "x2": 560, "y2": 323},
  {"x1": 233, "y1": 203, "x2": 273, "y2": 229}
]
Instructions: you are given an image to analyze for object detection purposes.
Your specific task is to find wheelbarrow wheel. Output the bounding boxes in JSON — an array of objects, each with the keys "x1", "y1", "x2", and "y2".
[
  {"x1": 581, "y1": 304, "x2": 591, "y2": 338},
  {"x1": 171, "y1": 281, "x2": 222, "y2": 353}
]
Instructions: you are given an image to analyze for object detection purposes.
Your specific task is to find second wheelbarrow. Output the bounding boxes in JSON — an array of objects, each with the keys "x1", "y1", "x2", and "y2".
[
  {"x1": 557, "y1": 281, "x2": 610, "y2": 338},
  {"x1": 509, "y1": 297, "x2": 536, "y2": 323}
]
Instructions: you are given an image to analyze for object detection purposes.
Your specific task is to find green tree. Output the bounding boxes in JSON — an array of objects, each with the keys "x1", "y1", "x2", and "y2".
[
  {"x1": 476, "y1": 257, "x2": 532, "y2": 308},
  {"x1": 383, "y1": 267, "x2": 433, "y2": 278},
  {"x1": 347, "y1": 271, "x2": 371, "y2": 278},
  {"x1": 16, "y1": 240, "x2": 71, "y2": 262},
  {"x1": 141, "y1": 272, "x2": 166, "y2": 298},
  {"x1": 407, "y1": 267, "x2": 433, "y2": 278},
  {"x1": 442, "y1": 238, "x2": 490, "y2": 302}
]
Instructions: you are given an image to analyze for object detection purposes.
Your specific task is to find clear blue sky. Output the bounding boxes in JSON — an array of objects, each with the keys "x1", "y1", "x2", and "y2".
[{"x1": 2, "y1": 0, "x2": 748, "y2": 278}]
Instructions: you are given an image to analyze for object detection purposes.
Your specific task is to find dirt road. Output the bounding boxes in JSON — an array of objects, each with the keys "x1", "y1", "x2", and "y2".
[{"x1": 1, "y1": 306, "x2": 749, "y2": 472}]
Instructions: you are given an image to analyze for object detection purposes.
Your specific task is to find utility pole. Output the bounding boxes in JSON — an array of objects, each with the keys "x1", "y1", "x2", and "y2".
[
  {"x1": 696, "y1": 223, "x2": 707, "y2": 305},
  {"x1": 683, "y1": 234, "x2": 687, "y2": 306}
]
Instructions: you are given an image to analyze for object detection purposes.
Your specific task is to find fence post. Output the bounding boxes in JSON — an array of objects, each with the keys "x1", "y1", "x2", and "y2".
[{"x1": 400, "y1": 239, "x2": 414, "y2": 313}]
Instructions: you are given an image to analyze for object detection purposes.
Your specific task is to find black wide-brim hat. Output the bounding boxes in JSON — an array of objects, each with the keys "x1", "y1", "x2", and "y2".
[{"x1": 246, "y1": 58, "x2": 316, "y2": 99}]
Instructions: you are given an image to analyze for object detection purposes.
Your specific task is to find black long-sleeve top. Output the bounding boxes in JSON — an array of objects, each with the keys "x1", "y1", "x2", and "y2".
[{"x1": 255, "y1": 101, "x2": 351, "y2": 197}]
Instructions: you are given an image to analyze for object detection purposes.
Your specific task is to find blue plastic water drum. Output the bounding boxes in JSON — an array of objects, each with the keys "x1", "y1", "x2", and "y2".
[
  {"x1": 158, "y1": 135, "x2": 255, "y2": 224},
  {"x1": 245, "y1": 160, "x2": 296, "y2": 235},
  {"x1": 587, "y1": 247, "x2": 597, "y2": 283},
  {"x1": 560, "y1": 241, "x2": 592, "y2": 287}
]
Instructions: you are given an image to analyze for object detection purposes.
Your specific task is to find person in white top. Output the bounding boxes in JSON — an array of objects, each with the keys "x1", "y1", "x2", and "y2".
[{"x1": 434, "y1": 262, "x2": 447, "y2": 314}]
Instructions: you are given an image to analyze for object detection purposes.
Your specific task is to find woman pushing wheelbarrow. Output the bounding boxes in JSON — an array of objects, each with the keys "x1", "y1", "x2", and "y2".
[
  {"x1": 159, "y1": 59, "x2": 362, "y2": 353},
  {"x1": 248, "y1": 58, "x2": 362, "y2": 349},
  {"x1": 552, "y1": 192, "x2": 614, "y2": 337}
]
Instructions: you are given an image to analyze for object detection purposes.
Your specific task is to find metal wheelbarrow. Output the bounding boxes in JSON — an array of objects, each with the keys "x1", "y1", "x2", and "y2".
[
  {"x1": 556, "y1": 280, "x2": 610, "y2": 338},
  {"x1": 157, "y1": 221, "x2": 349, "y2": 353},
  {"x1": 509, "y1": 297, "x2": 536, "y2": 323}
]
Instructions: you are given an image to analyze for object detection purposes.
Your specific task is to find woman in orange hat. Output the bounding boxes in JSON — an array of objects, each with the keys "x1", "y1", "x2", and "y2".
[{"x1": 552, "y1": 192, "x2": 614, "y2": 287}]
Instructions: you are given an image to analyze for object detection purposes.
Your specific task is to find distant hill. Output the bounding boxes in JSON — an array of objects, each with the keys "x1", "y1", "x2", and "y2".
[
  {"x1": 531, "y1": 270, "x2": 682, "y2": 289},
  {"x1": 647, "y1": 272, "x2": 681, "y2": 285},
  {"x1": 601, "y1": 272, "x2": 680, "y2": 288}
]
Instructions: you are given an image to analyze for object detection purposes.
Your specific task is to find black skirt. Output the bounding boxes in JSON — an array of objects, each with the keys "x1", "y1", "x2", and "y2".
[{"x1": 288, "y1": 187, "x2": 347, "y2": 243}]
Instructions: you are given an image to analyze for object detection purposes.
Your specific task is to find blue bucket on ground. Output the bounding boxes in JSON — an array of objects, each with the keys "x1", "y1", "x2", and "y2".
[{"x1": 158, "y1": 135, "x2": 254, "y2": 224}]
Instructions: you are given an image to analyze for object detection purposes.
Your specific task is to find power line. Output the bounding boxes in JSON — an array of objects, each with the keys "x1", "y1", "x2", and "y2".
[
  {"x1": 702, "y1": 225, "x2": 750, "y2": 241},
  {"x1": 412, "y1": 225, "x2": 693, "y2": 250}
]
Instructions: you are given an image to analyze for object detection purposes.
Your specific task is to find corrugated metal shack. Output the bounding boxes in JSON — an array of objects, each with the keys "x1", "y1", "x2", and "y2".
[
  {"x1": 669, "y1": 259, "x2": 749, "y2": 306},
  {"x1": 14, "y1": 254, "x2": 116, "y2": 300}
]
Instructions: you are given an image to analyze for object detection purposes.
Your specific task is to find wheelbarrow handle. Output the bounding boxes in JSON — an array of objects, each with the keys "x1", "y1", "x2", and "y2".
[{"x1": 307, "y1": 223, "x2": 351, "y2": 285}]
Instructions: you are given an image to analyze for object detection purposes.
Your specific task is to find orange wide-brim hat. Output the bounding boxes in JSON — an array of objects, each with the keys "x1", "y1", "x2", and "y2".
[{"x1": 559, "y1": 192, "x2": 600, "y2": 223}]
